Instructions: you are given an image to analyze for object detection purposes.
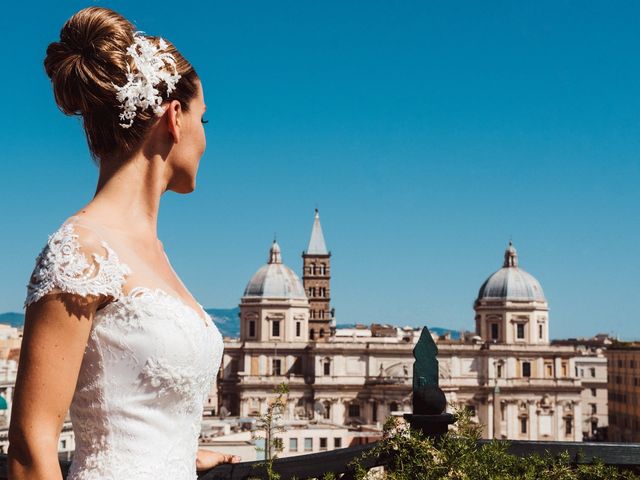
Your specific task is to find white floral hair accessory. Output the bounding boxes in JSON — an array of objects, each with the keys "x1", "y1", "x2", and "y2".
[{"x1": 113, "y1": 32, "x2": 182, "y2": 128}]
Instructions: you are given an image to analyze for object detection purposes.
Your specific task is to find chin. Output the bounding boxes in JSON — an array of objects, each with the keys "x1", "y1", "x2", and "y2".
[{"x1": 168, "y1": 176, "x2": 197, "y2": 194}]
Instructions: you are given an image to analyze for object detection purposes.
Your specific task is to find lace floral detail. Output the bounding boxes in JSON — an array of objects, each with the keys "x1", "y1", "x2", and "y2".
[
  {"x1": 25, "y1": 219, "x2": 224, "y2": 480},
  {"x1": 25, "y1": 222, "x2": 131, "y2": 307},
  {"x1": 139, "y1": 357, "x2": 211, "y2": 412}
]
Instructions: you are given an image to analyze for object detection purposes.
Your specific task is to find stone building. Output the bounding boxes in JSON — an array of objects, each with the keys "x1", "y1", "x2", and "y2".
[
  {"x1": 552, "y1": 335, "x2": 610, "y2": 440},
  {"x1": 438, "y1": 243, "x2": 583, "y2": 441},
  {"x1": 218, "y1": 211, "x2": 414, "y2": 425},
  {"x1": 606, "y1": 343, "x2": 640, "y2": 442},
  {"x1": 303, "y1": 209, "x2": 335, "y2": 340},
  {"x1": 217, "y1": 213, "x2": 586, "y2": 441}
]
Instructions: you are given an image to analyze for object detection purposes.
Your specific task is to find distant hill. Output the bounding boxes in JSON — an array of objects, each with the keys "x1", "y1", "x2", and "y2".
[
  {"x1": 0, "y1": 309, "x2": 458, "y2": 340},
  {"x1": 0, "y1": 312, "x2": 24, "y2": 328}
]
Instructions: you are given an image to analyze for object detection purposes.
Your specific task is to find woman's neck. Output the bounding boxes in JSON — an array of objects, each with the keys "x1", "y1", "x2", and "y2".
[{"x1": 88, "y1": 152, "x2": 168, "y2": 241}]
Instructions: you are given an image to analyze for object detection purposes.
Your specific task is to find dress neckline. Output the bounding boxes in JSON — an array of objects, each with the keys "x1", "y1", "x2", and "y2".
[{"x1": 64, "y1": 216, "x2": 212, "y2": 328}]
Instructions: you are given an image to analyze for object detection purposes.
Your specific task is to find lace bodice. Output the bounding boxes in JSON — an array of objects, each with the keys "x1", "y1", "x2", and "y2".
[{"x1": 25, "y1": 217, "x2": 224, "y2": 480}]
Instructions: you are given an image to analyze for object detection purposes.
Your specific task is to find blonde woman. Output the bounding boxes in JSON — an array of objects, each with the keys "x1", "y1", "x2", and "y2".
[{"x1": 8, "y1": 7, "x2": 239, "y2": 479}]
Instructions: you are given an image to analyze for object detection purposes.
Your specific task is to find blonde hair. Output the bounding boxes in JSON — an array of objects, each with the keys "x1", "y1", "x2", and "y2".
[{"x1": 44, "y1": 7, "x2": 199, "y2": 163}]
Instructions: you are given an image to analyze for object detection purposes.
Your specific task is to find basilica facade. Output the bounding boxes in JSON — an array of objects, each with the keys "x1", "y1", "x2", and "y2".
[{"x1": 217, "y1": 213, "x2": 586, "y2": 441}]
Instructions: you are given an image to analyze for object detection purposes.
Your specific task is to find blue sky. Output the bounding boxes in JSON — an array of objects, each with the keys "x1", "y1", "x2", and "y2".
[{"x1": 1, "y1": 1, "x2": 639, "y2": 339}]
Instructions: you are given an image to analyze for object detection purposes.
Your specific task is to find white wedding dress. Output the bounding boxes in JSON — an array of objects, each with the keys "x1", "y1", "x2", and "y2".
[{"x1": 24, "y1": 216, "x2": 224, "y2": 480}]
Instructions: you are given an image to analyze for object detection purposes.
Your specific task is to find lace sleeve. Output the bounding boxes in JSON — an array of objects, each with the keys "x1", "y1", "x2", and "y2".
[{"x1": 24, "y1": 221, "x2": 131, "y2": 308}]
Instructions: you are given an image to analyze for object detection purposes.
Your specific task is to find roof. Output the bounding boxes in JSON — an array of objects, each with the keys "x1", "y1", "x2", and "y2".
[
  {"x1": 306, "y1": 209, "x2": 328, "y2": 255},
  {"x1": 243, "y1": 241, "x2": 307, "y2": 300},
  {"x1": 476, "y1": 242, "x2": 546, "y2": 302}
]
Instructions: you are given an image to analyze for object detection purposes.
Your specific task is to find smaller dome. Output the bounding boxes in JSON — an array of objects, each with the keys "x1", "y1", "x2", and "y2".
[
  {"x1": 477, "y1": 242, "x2": 546, "y2": 302},
  {"x1": 243, "y1": 241, "x2": 307, "y2": 300}
]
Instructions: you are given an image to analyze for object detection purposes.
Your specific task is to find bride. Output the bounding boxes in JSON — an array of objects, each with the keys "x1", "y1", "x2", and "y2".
[{"x1": 8, "y1": 6, "x2": 239, "y2": 479}]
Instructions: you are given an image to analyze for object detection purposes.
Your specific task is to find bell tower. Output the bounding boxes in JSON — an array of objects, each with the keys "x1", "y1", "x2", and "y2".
[{"x1": 302, "y1": 209, "x2": 334, "y2": 340}]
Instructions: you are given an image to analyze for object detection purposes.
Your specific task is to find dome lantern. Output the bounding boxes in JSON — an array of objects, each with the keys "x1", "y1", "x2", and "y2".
[
  {"x1": 503, "y1": 241, "x2": 518, "y2": 268},
  {"x1": 269, "y1": 240, "x2": 282, "y2": 264}
]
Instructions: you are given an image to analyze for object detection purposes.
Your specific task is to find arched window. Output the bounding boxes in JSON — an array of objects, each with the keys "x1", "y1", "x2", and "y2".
[
  {"x1": 309, "y1": 329, "x2": 315, "y2": 340},
  {"x1": 319, "y1": 329, "x2": 325, "y2": 338}
]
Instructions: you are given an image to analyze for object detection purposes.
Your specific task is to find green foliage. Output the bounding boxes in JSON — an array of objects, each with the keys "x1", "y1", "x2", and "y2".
[
  {"x1": 351, "y1": 407, "x2": 640, "y2": 480},
  {"x1": 252, "y1": 382, "x2": 290, "y2": 480}
]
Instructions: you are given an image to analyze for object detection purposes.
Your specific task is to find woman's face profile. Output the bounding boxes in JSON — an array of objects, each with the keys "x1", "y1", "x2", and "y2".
[{"x1": 166, "y1": 79, "x2": 207, "y2": 194}]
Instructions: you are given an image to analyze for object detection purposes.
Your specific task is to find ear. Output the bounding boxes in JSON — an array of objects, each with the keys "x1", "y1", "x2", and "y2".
[{"x1": 165, "y1": 100, "x2": 183, "y2": 143}]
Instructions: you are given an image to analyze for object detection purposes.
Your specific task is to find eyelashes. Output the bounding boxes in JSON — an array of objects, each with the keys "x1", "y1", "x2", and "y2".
[{"x1": 201, "y1": 118, "x2": 209, "y2": 124}]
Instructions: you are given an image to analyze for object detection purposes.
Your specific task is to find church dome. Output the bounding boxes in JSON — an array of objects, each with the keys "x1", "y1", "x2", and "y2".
[
  {"x1": 476, "y1": 242, "x2": 546, "y2": 302},
  {"x1": 243, "y1": 241, "x2": 307, "y2": 300}
]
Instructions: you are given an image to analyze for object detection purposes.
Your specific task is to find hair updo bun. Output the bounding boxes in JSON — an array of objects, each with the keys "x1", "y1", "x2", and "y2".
[{"x1": 44, "y1": 7, "x2": 199, "y2": 163}]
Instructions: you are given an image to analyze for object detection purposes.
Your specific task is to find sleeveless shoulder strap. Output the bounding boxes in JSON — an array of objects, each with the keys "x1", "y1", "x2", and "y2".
[{"x1": 24, "y1": 217, "x2": 131, "y2": 308}]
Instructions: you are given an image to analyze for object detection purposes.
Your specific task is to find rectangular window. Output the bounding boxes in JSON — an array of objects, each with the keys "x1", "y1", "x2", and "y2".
[
  {"x1": 522, "y1": 361, "x2": 531, "y2": 378},
  {"x1": 538, "y1": 324, "x2": 543, "y2": 339},
  {"x1": 516, "y1": 323, "x2": 525, "y2": 339},
  {"x1": 491, "y1": 323, "x2": 499, "y2": 340},
  {"x1": 545, "y1": 363, "x2": 553, "y2": 378},
  {"x1": 590, "y1": 367, "x2": 596, "y2": 377},
  {"x1": 334, "y1": 437, "x2": 342, "y2": 448},
  {"x1": 591, "y1": 388, "x2": 597, "y2": 397},
  {"x1": 272, "y1": 320, "x2": 280, "y2": 337},
  {"x1": 591, "y1": 404, "x2": 597, "y2": 414},
  {"x1": 304, "y1": 438, "x2": 313, "y2": 451},
  {"x1": 520, "y1": 417, "x2": 527, "y2": 434},
  {"x1": 60, "y1": 439, "x2": 67, "y2": 449},
  {"x1": 319, "y1": 437, "x2": 327, "y2": 450},
  {"x1": 497, "y1": 364, "x2": 503, "y2": 378},
  {"x1": 323, "y1": 361, "x2": 331, "y2": 376},
  {"x1": 272, "y1": 359, "x2": 282, "y2": 376},
  {"x1": 565, "y1": 418, "x2": 573, "y2": 435},
  {"x1": 289, "y1": 438, "x2": 298, "y2": 452},
  {"x1": 296, "y1": 321, "x2": 301, "y2": 337},
  {"x1": 348, "y1": 403, "x2": 360, "y2": 417},
  {"x1": 249, "y1": 320, "x2": 256, "y2": 337},
  {"x1": 372, "y1": 401, "x2": 378, "y2": 423}
]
